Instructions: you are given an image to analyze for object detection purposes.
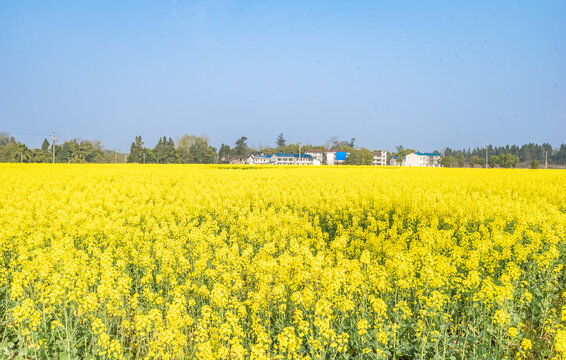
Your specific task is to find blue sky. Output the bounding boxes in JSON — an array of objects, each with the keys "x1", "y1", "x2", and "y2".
[{"x1": 1, "y1": 0, "x2": 565, "y2": 152}]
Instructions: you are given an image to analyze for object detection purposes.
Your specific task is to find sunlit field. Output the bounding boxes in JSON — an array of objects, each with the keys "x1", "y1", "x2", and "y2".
[{"x1": 1, "y1": 164, "x2": 565, "y2": 359}]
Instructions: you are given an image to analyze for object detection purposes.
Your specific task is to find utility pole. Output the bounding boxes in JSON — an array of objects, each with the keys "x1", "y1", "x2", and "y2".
[
  {"x1": 545, "y1": 150, "x2": 548, "y2": 170},
  {"x1": 485, "y1": 147, "x2": 488, "y2": 168},
  {"x1": 51, "y1": 132, "x2": 58, "y2": 164},
  {"x1": 20, "y1": 152, "x2": 23, "y2": 163},
  {"x1": 143, "y1": 152, "x2": 146, "y2": 164}
]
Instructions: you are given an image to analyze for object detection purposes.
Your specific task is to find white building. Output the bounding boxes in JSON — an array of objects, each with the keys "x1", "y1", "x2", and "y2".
[
  {"x1": 372, "y1": 151, "x2": 388, "y2": 166},
  {"x1": 270, "y1": 153, "x2": 313, "y2": 165},
  {"x1": 249, "y1": 154, "x2": 273, "y2": 165},
  {"x1": 325, "y1": 151, "x2": 348, "y2": 165},
  {"x1": 390, "y1": 152, "x2": 441, "y2": 167},
  {"x1": 304, "y1": 149, "x2": 324, "y2": 164}
]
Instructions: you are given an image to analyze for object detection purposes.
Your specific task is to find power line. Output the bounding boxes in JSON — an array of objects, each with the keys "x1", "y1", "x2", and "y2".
[{"x1": 0, "y1": 130, "x2": 50, "y2": 137}]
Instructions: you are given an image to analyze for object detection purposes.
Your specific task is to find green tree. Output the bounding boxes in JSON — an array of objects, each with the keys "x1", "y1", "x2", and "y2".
[
  {"x1": 344, "y1": 148, "x2": 372, "y2": 165},
  {"x1": 190, "y1": 141, "x2": 217, "y2": 163},
  {"x1": 177, "y1": 135, "x2": 210, "y2": 163},
  {"x1": 440, "y1": 156, "x2": 455, "y2": 168},
  {"x1": 498, "y1": 153, "x2": 519, "y2": 168},
  {"x1": 530, "y1": 159, "x2": 540, "y2": 169},
  {"x1": 457, "y1": 154, "x2": 465, "y2": 167},
  {"x1": 234, "y1": 136, "x2": 249, "y2": 155},
  {"x1": 469, "y1": 155, "x2": 480, "y2": 168},
  {"x1": 71, "y1": 140, "x2": 106, "y2": 163},
  {"x1": 488, "y1": 155, "x2": 499, "y2": 168},
  {"x1": 41, "y1": 138, "x2": 50, "y2": 151},
  {"x1": 127, "y1": 136, "x2": 145, "y2": 163},
  {"x1": 276, "y1": 133, "x2": 286, "y2": 148},
  {"x1": 0, "y1": 133, "x2": 16, "y2": 146},
  {"x1": 218, "y1": 144, "x2": 231, "y2": 158},
  {"x1": 177, "y1": 135, "x2": 209, "y2": 152},
  {"x1": 0, "y1": 142, "x2": 30, "y2": 162},
  {"x1": 153, "y1": 136, "x2": 177, "y2": 163},
  {"x1": 30, "y1": 148, "x2": 51, "y2": 163}
]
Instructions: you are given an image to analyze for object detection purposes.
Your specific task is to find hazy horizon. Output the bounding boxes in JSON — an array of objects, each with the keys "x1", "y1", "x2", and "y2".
[{"x1": 1, "y1": 1, "x2": 565, "y2": 152}]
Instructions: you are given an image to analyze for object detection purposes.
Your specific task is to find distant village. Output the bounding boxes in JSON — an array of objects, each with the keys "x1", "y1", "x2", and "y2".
[
  {"x1": 221, "y1": 150, "x2": 442, "y2": 167},
  {"x1": 1, "y1": 132, "x2": 563, "y2": 169}
]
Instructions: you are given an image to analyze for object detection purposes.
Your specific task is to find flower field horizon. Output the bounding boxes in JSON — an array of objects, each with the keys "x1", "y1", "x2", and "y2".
[{"x1": 1, "y1": 164, "x2": 565, "y2": 359}]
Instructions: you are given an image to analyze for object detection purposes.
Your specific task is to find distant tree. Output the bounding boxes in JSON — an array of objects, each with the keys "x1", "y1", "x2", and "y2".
[
  {"x1": 345, "y1": 148, "x2": 372, "y2": 165},
  {"x1": 41, "y1": 138, "x2": 50, "y2": 151},
  {"x1": 488, "y1": 155, "x2": 499, "y2": 168},
  {"x1": 177, "y1": 135, "x2": 209, "y2": 151},
  {"x1": 154, "y1": 137, "x2": 164, "y2": 163},
  {"x1": 457, "y1": 154, "x2": 465, "y2": 167},
  {"x1": 0, "y1": 133, "x2": 16, "y2": 147},
  {"x1": 153, "y1": 136, "x2": 177, "y2": 163},
  {"x1": 177, "y1": 135, "x2": 212, "y2": 163},
  {"x1": 273, "y1": 143, "x2": 300, "y2": 154},
  {"x1": 498, "y1": 153, "x2": 519, "y2": 168},
  {"x1": 530, "y1": 159, "x2": 540, "y2": 169},
  {"x1": 165, "y1": 137, "x2": 177, "y2": 163},
  {"x1": 218, "y1": 144, "x2": 231, "y2": 158},
  {"x1": 276, "y1": 133, "x2": 286, "y2": 148},
  {"x1": 556, "y1": 144, "x2": 566, "y2": 164},
  {"x1": 348, "y1": 138, "x2": 356, "y2": 148},
  {"x1": 234, "y1": 136, "x2": 249, "y2": 155},
  {"x1": 31, "y1": 148, "x2": 51, "y2": 163},
  {"x1": 127, "y1": 136, "x2": 145, "y2": 163},
  {"x1": 0, "y1": 142, "x2": 30, "y2": 162},
  {"x1": 469, "y1": 155, "x2": 480, "y2": 168},
  {"x1": 440, "y1": 156, "x2": 455, "y2": 168},
  {"x1": 190, "y1": 141, "x2": 217, "y2": 163},
  {"x1": 144, "y1": 148, "x2": 157, "y2": 163}
]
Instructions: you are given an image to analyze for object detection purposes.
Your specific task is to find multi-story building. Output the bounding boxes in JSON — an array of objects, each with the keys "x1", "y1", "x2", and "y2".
[
  {"x1": 304, "y1": 149, "x2": 324, "y2": 165},
  {"x1": 294, "y1": 154, "x2": 313, "y2": 165},
  {"x1": 390, "y1": 152, "x2": 441, "y2": 167},
  {"x1": 372, "y1": 150, "x2": 388, "y2": 166},
  {"x1": 270, "y1": 153, "x2": 313, "y2": 165},
  {"x1": 325, "y1": 151, "x2": 348, "y2": 165},
  {"x1": 249, "y1": 154, "x2": 273, "y2": 164}
]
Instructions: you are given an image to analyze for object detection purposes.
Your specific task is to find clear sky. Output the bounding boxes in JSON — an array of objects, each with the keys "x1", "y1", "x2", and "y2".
[{"x1": 1, "y1": 0, "x2": 565, "y2": 152}]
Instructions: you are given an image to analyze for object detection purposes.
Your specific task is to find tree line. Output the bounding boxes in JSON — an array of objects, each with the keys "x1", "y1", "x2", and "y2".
[
  {"x1": 440, "y1": 143, "x2": 566, "y2": 168},
  {"x1": 1, "y1": 132, "x2": 565, "y2": 167},
  {"x1": 0, "y1": 133, "x2": 124, "y2": 163}
]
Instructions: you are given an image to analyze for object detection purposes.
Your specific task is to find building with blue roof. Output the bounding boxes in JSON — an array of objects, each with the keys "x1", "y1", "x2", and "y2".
[{"x1": 325, "y1": 151, "x2": 349, "y2": 165}]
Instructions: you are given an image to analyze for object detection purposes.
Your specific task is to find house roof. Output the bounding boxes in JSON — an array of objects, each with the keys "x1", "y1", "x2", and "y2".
[
  {"x1": 273, "y1": 153, "x2": 312, "y2": 159},
  {"x1": 415, "y1": 152, "x2": 441, "y2": 157}
]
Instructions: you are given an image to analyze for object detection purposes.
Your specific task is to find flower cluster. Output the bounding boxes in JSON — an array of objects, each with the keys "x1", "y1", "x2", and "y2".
[{"x1": 1, "y1": 164, "x2": 565, "y2": 358}]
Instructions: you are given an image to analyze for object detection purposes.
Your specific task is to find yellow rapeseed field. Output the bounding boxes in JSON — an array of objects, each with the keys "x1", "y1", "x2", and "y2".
[{"x1": 1, "y1": 164, "x2": 565, "y2": 359}]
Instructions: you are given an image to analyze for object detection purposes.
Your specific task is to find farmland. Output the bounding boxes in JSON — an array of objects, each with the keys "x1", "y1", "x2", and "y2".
[{"x1": 1, "y1": 164, "x2": 565, "y2": 359}]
